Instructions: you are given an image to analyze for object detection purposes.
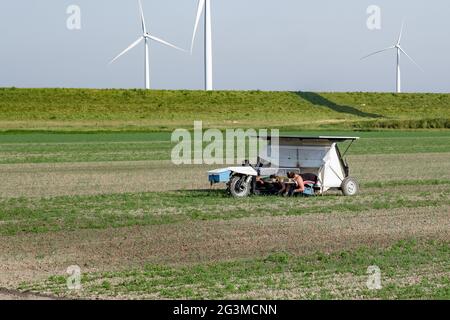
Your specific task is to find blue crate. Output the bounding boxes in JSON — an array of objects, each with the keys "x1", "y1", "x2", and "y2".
[
  {"x1": 303, "y1": 184, "x2": 315, "y2": 196},
  {"x1": 208, "y1": 170, "x2": 231, "y2": 184}
]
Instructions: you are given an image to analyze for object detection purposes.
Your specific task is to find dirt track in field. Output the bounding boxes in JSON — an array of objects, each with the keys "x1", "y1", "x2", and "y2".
[
  {"x1": 0, "y1": 153, "x2": 449, "y2": 198},
  {"x1": 0, "y1": 289, "x2": 56, "y2": 300},
  {"x1": 0, "y1": 206, "x2": 448, "y2": 289}
]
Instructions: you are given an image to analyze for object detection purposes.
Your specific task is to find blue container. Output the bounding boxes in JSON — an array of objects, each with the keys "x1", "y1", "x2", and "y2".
[
  {"x1": 208, "y1": 170, "x2": 231, "y2": 184},
  {"x1": 302, "y1": 184, "x2": 316, "y2": 196}
]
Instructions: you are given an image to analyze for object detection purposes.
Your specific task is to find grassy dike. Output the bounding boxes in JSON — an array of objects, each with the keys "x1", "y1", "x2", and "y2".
[{"x1": 0, "y1": 88, "x2": 449, "y2": 131}]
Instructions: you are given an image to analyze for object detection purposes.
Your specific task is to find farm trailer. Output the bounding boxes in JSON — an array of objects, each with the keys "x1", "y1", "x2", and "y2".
[{"x1": 208, "y1": 136, "x2": 360, "y2": 197}]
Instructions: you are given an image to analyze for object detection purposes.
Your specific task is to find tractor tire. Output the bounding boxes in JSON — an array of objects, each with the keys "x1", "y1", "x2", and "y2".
[
  {"x1": 229, "y1": 175, "x2": 252, "y2": 198},
  {"x1": 341, "y1": 177, "x2": 360, "y2": 196}
]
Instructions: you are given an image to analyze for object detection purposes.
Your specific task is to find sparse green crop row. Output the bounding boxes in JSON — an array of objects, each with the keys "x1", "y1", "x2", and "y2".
[
  {"x1": 0, "y1": 182, "x2": 448, "y2": 236},
  {"x1": 19, "y1": 240, "x2": 450, "y2": 300}
]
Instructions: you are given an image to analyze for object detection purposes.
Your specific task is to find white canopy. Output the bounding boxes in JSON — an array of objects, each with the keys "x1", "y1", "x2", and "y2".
[{"x1": 318, "y1": 143, "x2": 346, "y2": 192}]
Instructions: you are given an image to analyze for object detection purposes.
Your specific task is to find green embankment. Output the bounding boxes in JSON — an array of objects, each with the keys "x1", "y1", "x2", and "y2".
[{"x1": 0, "y1": 88, "x2": 449, "y2": 131}]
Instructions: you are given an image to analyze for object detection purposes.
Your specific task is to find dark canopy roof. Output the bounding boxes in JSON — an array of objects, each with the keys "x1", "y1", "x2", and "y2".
[{"x1": 257, "y1": 135, "x2": 360, "y2": 142}]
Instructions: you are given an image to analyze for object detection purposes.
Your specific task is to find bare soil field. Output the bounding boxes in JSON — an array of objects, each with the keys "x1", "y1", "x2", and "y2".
[
  {"x1": 0, "y1": 289, "x2": 55, "y2": 300},
  {"x1": 1, "y1": 205, "x2": 449, "y2": 292}
]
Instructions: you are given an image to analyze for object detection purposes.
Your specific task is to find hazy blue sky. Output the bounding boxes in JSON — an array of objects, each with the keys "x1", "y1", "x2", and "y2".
[{"x1": 0, "y1": 0, "x2": 449, "y2": 92}]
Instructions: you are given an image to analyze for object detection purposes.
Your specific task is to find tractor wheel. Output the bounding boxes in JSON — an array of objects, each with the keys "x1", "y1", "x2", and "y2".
[
  {"x1": 229, "y1": 175, "x2": 252, "y2": 198},
  {"x1": 341, "y1": 177, "x2": 360, "y2": 196}
]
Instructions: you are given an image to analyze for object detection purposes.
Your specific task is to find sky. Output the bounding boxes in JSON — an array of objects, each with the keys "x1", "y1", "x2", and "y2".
[{"x1": 0, "y1": 0, "x2": 449, "y2": 92}]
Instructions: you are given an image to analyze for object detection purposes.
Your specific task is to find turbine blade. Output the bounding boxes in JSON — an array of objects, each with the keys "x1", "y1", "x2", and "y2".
[
  {"x1": 138, "y1": 0, "x2": 147, "y2": 34},
  {"x1": 146, "y1": 34, "x2": 187, "y2": 52},
  {"x1": 397, "y1": 20, "x2": 405, "y2": 45},
  {"x1": 361, "y1": 46, "x2": 395, "y2": 60},
  {"x1": 191, "y1": 0, "x2": 205, "y2": 54},
  {"x1": 399, "y1": 46, "x2": 424, "y2": 72},
  {"x1": 110, "y1": 37, "x2": 144, "y2": 64}
]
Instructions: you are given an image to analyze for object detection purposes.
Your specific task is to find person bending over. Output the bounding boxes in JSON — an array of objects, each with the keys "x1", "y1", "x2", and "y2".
[{"x1": 287, "y1": 172, "x2": 305, "y2": 196}]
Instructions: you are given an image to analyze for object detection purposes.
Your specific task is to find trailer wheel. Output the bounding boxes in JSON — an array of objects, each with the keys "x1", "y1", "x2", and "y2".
[
  {"x1": 229, "y1": 175, "x2": 251, "y2": 198},
  {"x1": 341, "y1": 177, "x2": 359, "y2": 196}
]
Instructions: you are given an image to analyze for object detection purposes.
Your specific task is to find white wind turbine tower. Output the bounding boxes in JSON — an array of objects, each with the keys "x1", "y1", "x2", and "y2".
[
  {"x1": 361, "y1": 21, "x2": 422, "y2": 93},
  {"x1": 110, "y1": 0, "x2": 185, "y2": 90},
  {"x1": 191, "y1": 0, "x2": 213, "y2": 91}
]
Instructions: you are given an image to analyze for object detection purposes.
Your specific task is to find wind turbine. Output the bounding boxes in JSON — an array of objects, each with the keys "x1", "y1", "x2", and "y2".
[
  {"x1": 110, "y1": 0, "x2": 185, "y2": 90},
  {"x1": 361, "y1": 21, "x2": 422, "y2": 93},
  {"x1": 191, "y1": 0, "x2": 213, "y2": 91}
]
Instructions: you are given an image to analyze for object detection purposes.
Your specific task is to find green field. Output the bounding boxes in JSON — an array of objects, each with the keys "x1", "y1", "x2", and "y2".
[
  {"x1": 19, "y1": 241, "x2": 450, "y2": 300},
  {"x1": 0, "y1": 130, "x2": 449, "y2": 299},
  {"x1": 0, "y1": 89, "x2": 449, "y2": 300},
  {"x1": 0, "y1": 88, "x2": 449, "y2": 131},
  {"x1": 0, "y1": 131, "x2": 449, "y2": 164},
  {"x1": 1, "y1": 181, "x2": 449, "y2": 237}
]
